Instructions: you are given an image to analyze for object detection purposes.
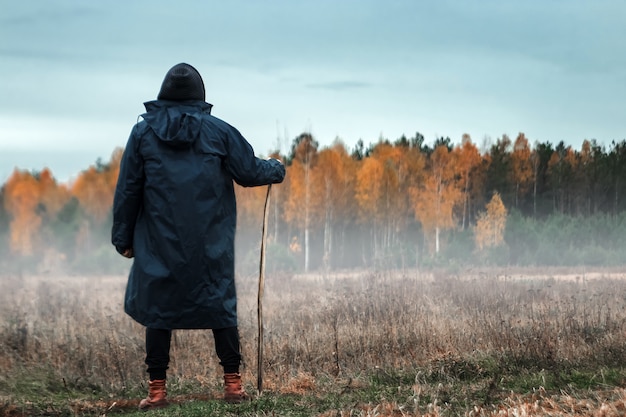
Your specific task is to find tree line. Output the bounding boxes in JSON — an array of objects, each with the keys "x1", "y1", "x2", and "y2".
[{"x1": 1, "y1": 132, "x2": 626, "y2": 274}]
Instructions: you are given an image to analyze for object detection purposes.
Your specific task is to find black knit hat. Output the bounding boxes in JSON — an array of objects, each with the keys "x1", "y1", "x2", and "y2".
[{"x1": 157, "y1": 63, "x2": 205, "y2": 101}]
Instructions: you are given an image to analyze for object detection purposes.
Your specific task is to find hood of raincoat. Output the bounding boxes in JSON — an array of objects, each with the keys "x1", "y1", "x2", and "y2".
[{"x1": 141, "y1": 100, "x2": 213, "y2": 148}]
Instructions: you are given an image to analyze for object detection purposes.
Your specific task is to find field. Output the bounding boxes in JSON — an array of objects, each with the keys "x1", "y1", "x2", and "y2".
[{"x1": 2, "y1": 267, "x2": 626, "y2": 416}]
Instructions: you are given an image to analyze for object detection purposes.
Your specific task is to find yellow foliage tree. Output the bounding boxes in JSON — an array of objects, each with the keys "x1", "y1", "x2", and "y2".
[{"x1": 474, "y1": 192, "x2": 507, "y2": 251}]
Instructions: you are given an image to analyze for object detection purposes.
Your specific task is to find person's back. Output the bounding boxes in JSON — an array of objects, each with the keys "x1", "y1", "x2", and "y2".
[{"x1": 112, "y1": 63, "x2": 285, "y2": 409}]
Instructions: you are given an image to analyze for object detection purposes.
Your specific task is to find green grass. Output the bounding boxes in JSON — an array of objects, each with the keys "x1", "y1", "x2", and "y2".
[{"x1": 4, "y1": 364, "x2": 626, "y2": 416}]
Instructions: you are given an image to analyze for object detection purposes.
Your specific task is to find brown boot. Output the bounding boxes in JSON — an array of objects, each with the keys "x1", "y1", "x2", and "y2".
[
  {"x1": 138, "y1": 379, "x2": 169, "y2": 410},
  {"x1": 224, "y1": 373, "x2": 248, "y2": 403}
]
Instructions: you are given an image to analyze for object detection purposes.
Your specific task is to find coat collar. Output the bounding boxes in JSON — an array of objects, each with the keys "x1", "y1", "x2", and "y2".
[{"x1": 143, "y1": 99, "x2": 213, "y2": 115}]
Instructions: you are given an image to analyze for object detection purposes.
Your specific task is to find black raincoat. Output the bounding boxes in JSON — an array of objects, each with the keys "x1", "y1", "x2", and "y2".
[{"x1": 112, "y1": 100, "x2": 285, "y2": 329}]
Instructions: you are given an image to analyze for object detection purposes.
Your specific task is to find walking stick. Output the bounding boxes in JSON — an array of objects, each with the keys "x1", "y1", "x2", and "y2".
[{"x1": 257, "y1": 184, "x2": 272, "y2": 395}]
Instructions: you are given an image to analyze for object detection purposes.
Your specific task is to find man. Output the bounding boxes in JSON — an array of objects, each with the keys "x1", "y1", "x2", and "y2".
[{"x1": 112, "y1": 63, "x2": 285, "y2": 410}]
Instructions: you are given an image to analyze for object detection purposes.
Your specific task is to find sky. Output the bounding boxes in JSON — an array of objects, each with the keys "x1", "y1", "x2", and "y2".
[{"x1": 1, "y1": 0, "x2": 625, "y2": 184}]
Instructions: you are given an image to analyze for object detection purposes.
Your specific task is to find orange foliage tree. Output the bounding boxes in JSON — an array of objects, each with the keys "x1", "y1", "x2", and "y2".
[
  {"x1": 2, "y1": 167, "x2": 73, "y2": 258},
  {"x1": 3, "y1": 169, "x2": 42, "y2": 256},
  {"x1": 355, "y1": 153, "x2": 384, "y2": 257},
  {"x1": 311, "y1": 141, "x2": 356, "y2": 268},
  {"x1": 453, "y1": 134, "x2": 482, "y2": 230},
  {"x1": 411, "y1": 145, "x2": 462, "y2": 255},
  {"x1": 372, "y1": 142, "x2": 426, "y2": 259}
]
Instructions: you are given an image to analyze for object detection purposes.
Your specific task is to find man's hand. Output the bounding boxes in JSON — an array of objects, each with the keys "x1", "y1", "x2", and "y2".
[
  {"x1": 121, "y1": 248, "x2": 134, "y2": 258},
  {"x1": 267, "y1": 157, "x2": 283, "y2": 165}
]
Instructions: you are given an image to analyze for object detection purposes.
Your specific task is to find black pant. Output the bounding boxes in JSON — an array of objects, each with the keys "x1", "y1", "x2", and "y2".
[{"x1": 145, "y1": 326, "x2": 241, "y2": 380}]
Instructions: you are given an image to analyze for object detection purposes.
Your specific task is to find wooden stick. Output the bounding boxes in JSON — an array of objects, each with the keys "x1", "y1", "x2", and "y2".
[{"x1": 257, "y1": 184, "x2": 271, "y2": 395}]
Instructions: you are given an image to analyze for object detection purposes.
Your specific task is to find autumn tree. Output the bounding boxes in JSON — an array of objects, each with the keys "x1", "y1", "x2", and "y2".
[
  {"x1": 1, "y1": 166, "x2": 76, "y2": 266},
  {"x1": 3, "y1": 169, "x2": 42, "y2": 256},
  {"x1": 311, "y1": 141, "x2": 355, "y2": 268},
  {"x1": 355, "y1": 153, "x2": 384, "y2": 259},
  {"x1": 369, "y1": 142, "x2": 405, "y2": 252},
  {"x1": 382, "y1": 140, "x2": 426, "y2": 265},
  {"x1": 284, "y1": 133, "x2": 318, "y2": 272},
  {"x1": 454, "y1": 134, "x2": 482, "y2": 230},
  {"x1": 474, "y1": 192, "x2": 508, "y2": 251},
  {"x1": 411, "y1": 144, "x2": 462, "y2": 255}
]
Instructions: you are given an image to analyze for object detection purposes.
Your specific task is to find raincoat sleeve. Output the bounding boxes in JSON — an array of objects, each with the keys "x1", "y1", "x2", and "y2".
[
  {"x1": 223, "y1": 124, "x2": 286, "y2": 187},
  {"x1": 111, "y1": 126, "x2": 145, "y2": 254}
]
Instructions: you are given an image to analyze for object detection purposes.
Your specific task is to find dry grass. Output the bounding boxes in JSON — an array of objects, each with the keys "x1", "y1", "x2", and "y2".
[{"x1": 2, "y1": 267, "x2": 626, "y2": 415}]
